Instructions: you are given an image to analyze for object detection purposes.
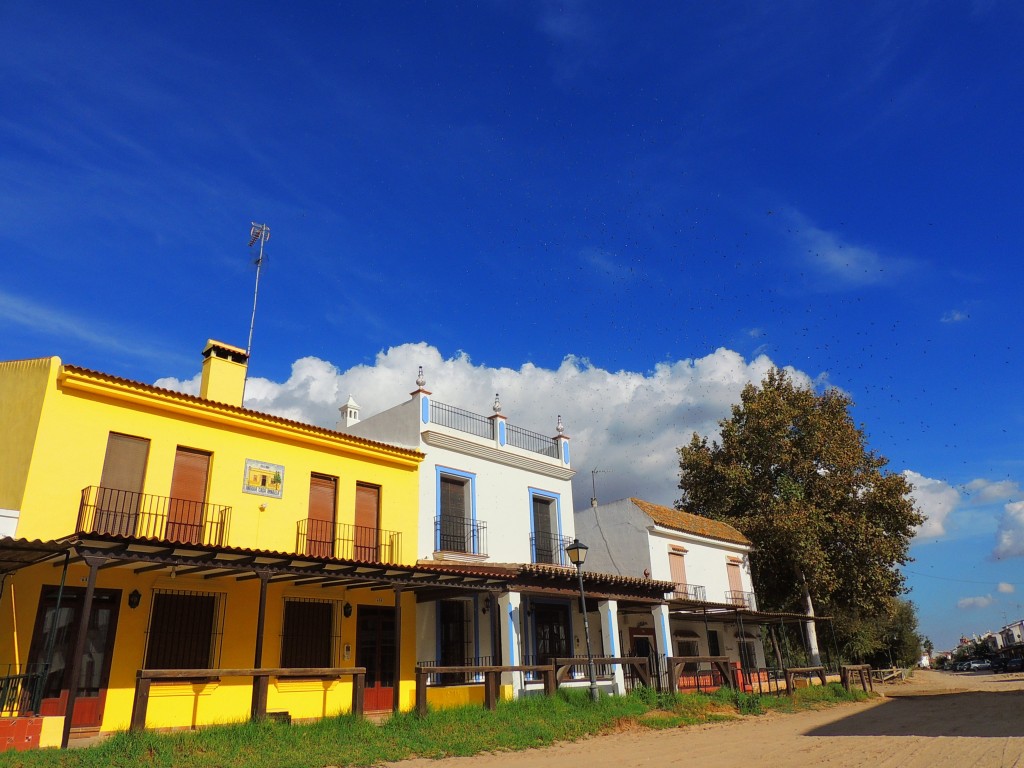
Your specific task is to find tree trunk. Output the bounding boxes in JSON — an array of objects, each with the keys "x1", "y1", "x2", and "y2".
[{"x1": 798, "y1": 569, "x2": 822, "y2": 666}]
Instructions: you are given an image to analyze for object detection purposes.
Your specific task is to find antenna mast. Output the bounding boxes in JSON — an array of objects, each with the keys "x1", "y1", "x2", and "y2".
[
  {"x1": 246, "y1": 222, "x2": 270, "y2": 358},
  {"x1": 590, "y1": 468, "x2": 608, "y2": 508}
]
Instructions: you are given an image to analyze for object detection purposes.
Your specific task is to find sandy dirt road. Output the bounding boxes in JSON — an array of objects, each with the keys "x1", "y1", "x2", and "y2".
[{"x1": 382, "y1": 670, "x2": 1024, "y2": 768}]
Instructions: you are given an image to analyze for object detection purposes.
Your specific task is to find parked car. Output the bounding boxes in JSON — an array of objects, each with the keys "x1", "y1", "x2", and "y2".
[
  {"x1": 996, "y1": 657, "x2": 1024, "y2": 673},
  {"x1": 968, "y1": 659, "x2": 992, "y2": 671}
]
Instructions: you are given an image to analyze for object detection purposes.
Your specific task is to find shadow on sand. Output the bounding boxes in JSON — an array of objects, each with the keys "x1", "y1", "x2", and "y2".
[{"x1": 807, "y1": 689, "x2": 1024, "y2": 738}]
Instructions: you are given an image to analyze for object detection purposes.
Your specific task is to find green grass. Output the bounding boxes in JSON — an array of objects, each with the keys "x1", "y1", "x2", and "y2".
[{"x1": 0, "y1": 684, "x2": 872, "y2": 768}]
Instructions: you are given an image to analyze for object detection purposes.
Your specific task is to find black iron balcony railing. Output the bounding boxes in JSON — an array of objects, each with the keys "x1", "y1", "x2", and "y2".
[
  {"x1": 672, "y1": 583, "x2": 707, "y2": 602},
  {"x1": 0, "y1": 663, "x2": 48, "y2": 716},
  {"x1": 725, "y1": 590, "x2": 757, "y2": 609},
  {"x1": 434, "y1": 515, "x2": 487, "y2": 556},
  {"x1": 530, "y1": 532, "x2": 572, "y2": 566},
  {"x1": 429, "y1": 401, "x2": 493, "y2": 439},
  {"x1": 505, "y1": 423, "x2": 559, "y2": 458},
  {"x1": 429, "y1": 400, "x2": 560, "y2": 458},
  {"x1": 296, "y1": 519, "x2": 402, "y2": 563},
  {"x1": 78, "y1": 486, "x2": 231, "y2": 547}
]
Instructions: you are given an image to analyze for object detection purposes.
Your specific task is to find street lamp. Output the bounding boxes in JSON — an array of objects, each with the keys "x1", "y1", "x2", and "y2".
[{"x1": 565, "y1": 538, "x2": 599, "y2": 702}]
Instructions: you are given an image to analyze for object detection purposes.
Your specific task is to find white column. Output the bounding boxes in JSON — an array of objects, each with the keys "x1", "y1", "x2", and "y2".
[
  {"x1": 498, "y1": 591, "x2": 523, "y2": 694},
  {"x1": 598, "y1": 599, "x2": 625, "y2": 694},
  {"x1": 652, "y1": 603, "x2": 672, "y2": 691}
]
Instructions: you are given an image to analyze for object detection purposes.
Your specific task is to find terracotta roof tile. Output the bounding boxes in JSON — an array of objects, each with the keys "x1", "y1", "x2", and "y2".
[{"x1": 629, "y1": 498, "x2": 750, "y2": 546}]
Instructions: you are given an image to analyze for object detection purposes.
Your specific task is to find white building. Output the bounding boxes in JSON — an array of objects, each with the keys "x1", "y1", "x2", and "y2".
[
  {"x1": 575, "y1": 498, "x2": 771, "y2": 683},
  {"x1": 340, "y1": 371, "x2": 668, "y2": 701}
]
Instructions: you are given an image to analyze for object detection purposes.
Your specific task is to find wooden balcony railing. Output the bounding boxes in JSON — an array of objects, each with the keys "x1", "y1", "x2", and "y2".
[
  {"x1": 296, "y1": 519, "x2": 402, "y2": 563},
  {"x1": 77, "y1": 486, "x2": 231, "y2": 546}
]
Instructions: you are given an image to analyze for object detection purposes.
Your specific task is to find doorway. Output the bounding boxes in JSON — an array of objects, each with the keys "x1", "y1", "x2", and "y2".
[
  {"x1": 355, "y1": 605, "x2": 396, "y2": 712},
  {"x1": 26, "y1": 586, "x2": 121, "y2": 730}
]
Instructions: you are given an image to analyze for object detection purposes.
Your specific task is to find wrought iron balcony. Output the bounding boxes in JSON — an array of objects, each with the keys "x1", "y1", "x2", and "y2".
[
  {"x1": 296, "y1": 519, "x2": 402, "y2": 563},
  {"x1": 672, "y1": 583, "x2": 707, "y2": 602},
  {"x1": 725, "y1": 590, "x2": 757, "y2": 609},
  {"x1": 434, "y1": 515, "x2": 488, "y2": 556},
  {"x1": 429, "y1": 400, "x2": 559, "y2": 458},
  {"x1": 530, "y1": 532, "x2": 572, "y2": 566},
  {"x1": 78, "y1": 486, "x2": 231, "y2": 547}
]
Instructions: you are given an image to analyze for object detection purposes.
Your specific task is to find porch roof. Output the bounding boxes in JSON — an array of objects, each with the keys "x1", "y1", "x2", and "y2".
[
  {"x1": 0, "y1": 537, "x2": 72, "y2": 574},
  {"x1": 14, "y1": 533, "x2": 509, "y2": 595}
]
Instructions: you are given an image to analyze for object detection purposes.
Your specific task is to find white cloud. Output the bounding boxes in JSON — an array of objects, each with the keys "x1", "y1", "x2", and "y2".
[
  {"x1": 941, "y1": 309, "x2": 969, "y2": 323},
  {"x1": 997, "y1": 582, "x2": 1015, "y2": 594},
  {"x1": 157, "y1": 343, "x2": 808, "y2": 507},
  {"x1": 904, "y1": 470, "x2": 960, "y2": 539},
  {"x1": 958, "y1": 595, "x2": 994, "y2": 610},
  {"x1": 965, "y1": 478, "x2": 1021, "y2": 504},
  {"x1": 993, "y1": 500, "x2": 1024, "y2": 559},
  {"x1": 784, "y1": 210, "x2": 912, "y2": 289}
]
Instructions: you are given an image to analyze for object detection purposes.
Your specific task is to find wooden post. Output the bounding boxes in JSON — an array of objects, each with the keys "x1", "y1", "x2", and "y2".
[
  {"x1": 353, "y1": 669, "x2": 365, "y2": 717},
  {"x1": 129, "y1": 672, "x2": 151, "y2": 733},
  {"x1": 61, "y1": 555, "x2": 103, "y2": 749},
  {"x1": 415, "y1": 668, "x2": 428, "y2": 716},
  {"x1": 393, "y1": 587, "x2": 403, "y2": 713},
  {"x1": 484, "y1": 671, "x2": 498, "y2": 711},
  {"x1": 250, "y1": 571, "x2": 270, "y2": 721}
]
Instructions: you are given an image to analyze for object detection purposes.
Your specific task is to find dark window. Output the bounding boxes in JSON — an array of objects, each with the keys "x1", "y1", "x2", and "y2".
[
  {"x1": 707, "y1": 630, "x2": 721, "y2": 657},
  {"x1": 145, "y1": 591, "x2": 222, "y2": 669},
  {"x1": 438, "y1": 600, "x2": 472, "y2": 684},
  {"x1": 281, "y1": 599, "x2": 337, "y2": 668},
  {"x1": 738, "y1": 640, "x2": 757, "y2": 670},
  {"x1": 438, "y1": 475, "x2": 469, "y2": 551},
  {"x1": 531, "y1": 495, "x2": 558, "y2": 564},
  {"x1": 532, "y1": 602, "x2": 571, "y2": 665}
]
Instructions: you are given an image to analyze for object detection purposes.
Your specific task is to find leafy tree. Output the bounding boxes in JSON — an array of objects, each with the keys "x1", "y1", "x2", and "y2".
[{"x1": 677, "y1": 368, "x2": 924, "y2": 664}]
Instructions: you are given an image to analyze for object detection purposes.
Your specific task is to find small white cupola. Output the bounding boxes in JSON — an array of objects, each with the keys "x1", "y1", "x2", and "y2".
[{"x1": 337, "y1": 394, "x2": 360, "y2": 429}]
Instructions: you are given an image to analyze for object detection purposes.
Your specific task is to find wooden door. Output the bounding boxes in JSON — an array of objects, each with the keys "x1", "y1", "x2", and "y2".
[
  {"x1": 95, "y1": 433, "x2": 149, "y2": 535},
  {"x1": 726, "y1": 561, "x2": 744, "y2": 604},
  {"x1": 307, "y1": 474, "x2": 337, "y2": 558},
  {"x1": 26, "y1": 587, "x2": 121, "y2": 729},
  {"x1": 354, "y1": 484, "x2": 380, "y2": 561},
  {"x1": 356, "y1": 606, "x2": 396, "y2": 712},
  {"x1": 167, "y1": 448, "x2": 210, "y2": 544}
]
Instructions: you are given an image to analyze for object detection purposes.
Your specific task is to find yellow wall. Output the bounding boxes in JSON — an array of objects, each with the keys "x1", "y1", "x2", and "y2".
[
  {"x1": 0, "y1": 358, "x2": 57, "y2": 513},
  {"x1": 0, "y1": 356, "x2": 427, "y2": 734},
  {"x1": 10, "y1": 363, "x2": 421, "y2": 561}
]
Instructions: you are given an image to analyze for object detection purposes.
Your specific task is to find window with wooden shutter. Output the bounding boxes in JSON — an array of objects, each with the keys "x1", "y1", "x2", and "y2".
[
  {"x1": 354, "y1": 483, "x2": 380, "y2": 561},
  {"x1": 95, "y1": 433, "x2": 150, "y2": 535},
  {"x1": 167, "y1": 448, "x2": 210, "y2": 544},
  {"x1": 307, "y1": 474, "x2": 337, "y2": 558}
]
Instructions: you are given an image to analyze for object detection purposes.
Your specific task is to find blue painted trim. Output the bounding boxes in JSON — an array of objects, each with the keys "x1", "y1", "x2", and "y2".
[
  {"x1": 498, "y1": 420, "x2": 506, "y2": 446},
  {"x1": 435, "y1": 466, "x2": 477, "y2": 551},
  {"x1": 507, "y1": 604, "x2": 516, "y2": 664},
  {"x1": 562, "y1": 440, "x2": 570, "y2": 465},
  {"x1": 605, "y1": 607, "x2": 617, "y2": 655},
  {"x1": 528, "y1": 488, "x2": 563, "y2": 562},
  {"x1": 421, "y1": 395, "x2": 430, "y2": 424}
]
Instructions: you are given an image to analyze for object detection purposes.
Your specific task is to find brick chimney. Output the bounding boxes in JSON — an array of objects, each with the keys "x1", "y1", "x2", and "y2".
[{"x1": 200, "y1": 339, "x2": 248, "y2": 406}]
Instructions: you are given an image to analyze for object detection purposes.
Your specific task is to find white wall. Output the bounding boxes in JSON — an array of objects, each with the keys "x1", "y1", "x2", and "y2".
[{"x1": 647, "y1": 528, "x2": 754, "y2": 605}]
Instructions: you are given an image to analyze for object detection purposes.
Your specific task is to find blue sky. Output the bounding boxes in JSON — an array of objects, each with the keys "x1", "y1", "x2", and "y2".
[{"x1": 3, "y1": 1, "x2": 1023, "y2": 651}]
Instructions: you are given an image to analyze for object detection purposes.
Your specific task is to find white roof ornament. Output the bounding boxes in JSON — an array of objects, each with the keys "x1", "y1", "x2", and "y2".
[
  {"x1": 416, "y1": 366, "x2": 426, "y2": 388},
  {"x1": 557, "y1": 414, "x2": 565, "y2": 434},
  {"x1": 492, "y1": 393, "x2": 502, "y2": 414}
]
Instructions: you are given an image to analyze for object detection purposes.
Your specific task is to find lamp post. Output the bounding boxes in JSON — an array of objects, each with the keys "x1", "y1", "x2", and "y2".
[{"x1": 565, "y1": 538, "x2": 599, "y2": 702}]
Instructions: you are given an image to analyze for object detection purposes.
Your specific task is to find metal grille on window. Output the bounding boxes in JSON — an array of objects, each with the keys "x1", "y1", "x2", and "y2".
[
  {"x1": 144, "y1": 590, "x2": 225, "y2": 670},
  {"x1": 281, "y1": 598, "x2": 343, "y2": 668}
]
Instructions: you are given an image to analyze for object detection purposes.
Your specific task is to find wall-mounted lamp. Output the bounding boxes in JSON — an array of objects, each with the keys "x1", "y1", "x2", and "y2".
[
  {"x1": 259, "y1": 503, "x2": 267, "y2": 511},
  {"x1": 343, "y1": 601, "x2": 353, "y2": 618},
  {"x1": 481, "y1": 601, "x2": 489, "y2": 616},
  {"x1": 128, "y1": 589, "x2": 142, "y2": 609}
]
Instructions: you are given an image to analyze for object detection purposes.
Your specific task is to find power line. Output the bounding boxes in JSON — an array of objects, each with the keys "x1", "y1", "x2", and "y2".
[{"x1": 905, "y1": 569, "x2": 1015, "y2": 587}]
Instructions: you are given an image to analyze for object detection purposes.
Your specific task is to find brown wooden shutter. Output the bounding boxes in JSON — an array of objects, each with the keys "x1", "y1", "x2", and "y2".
[
  {"x1": 354, "y1": 484, "x2": 380, "y2": 561},
  {"x1": 669, "y1": 551, "x2": 687, "y2": 588},
  {"x1": 167, "y1": 448, "x2": 210, "y2": 544},
  {"x1": 307, "y1": 474, "x2": 337, "y2": 558},
  {"x1": 96, "y1": 433, "x2": 149, "y2": 535}
]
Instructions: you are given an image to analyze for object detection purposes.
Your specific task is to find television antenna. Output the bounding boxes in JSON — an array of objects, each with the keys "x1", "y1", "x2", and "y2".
[
  {"x1": 246, "y1": 222, "x2": 270, "y2": 358},
  {"x1": 590, "y1": 468, "x2": 609, "y2": 508}
]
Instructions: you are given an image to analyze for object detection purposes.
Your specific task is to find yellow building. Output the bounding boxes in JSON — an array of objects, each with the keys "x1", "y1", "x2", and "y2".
[{"x1": 0, "y1": 341, "x2": 504, "y2": 748}]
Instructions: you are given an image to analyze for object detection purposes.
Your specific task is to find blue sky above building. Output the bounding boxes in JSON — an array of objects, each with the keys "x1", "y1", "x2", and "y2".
[{"x1": 3, "y1": 1, "x2": 1023, "y2": 651}]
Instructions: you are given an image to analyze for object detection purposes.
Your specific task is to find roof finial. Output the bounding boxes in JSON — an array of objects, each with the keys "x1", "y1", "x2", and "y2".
[
  {"x1": 416, "y1": 366, "x2": 425, "y2": 388},
  {"x1": 493, "y1": 393, "x2": 502, "y2": 414},
  {"x1": 556, "y1": 414, "x2": 564, "y2": 434}
]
